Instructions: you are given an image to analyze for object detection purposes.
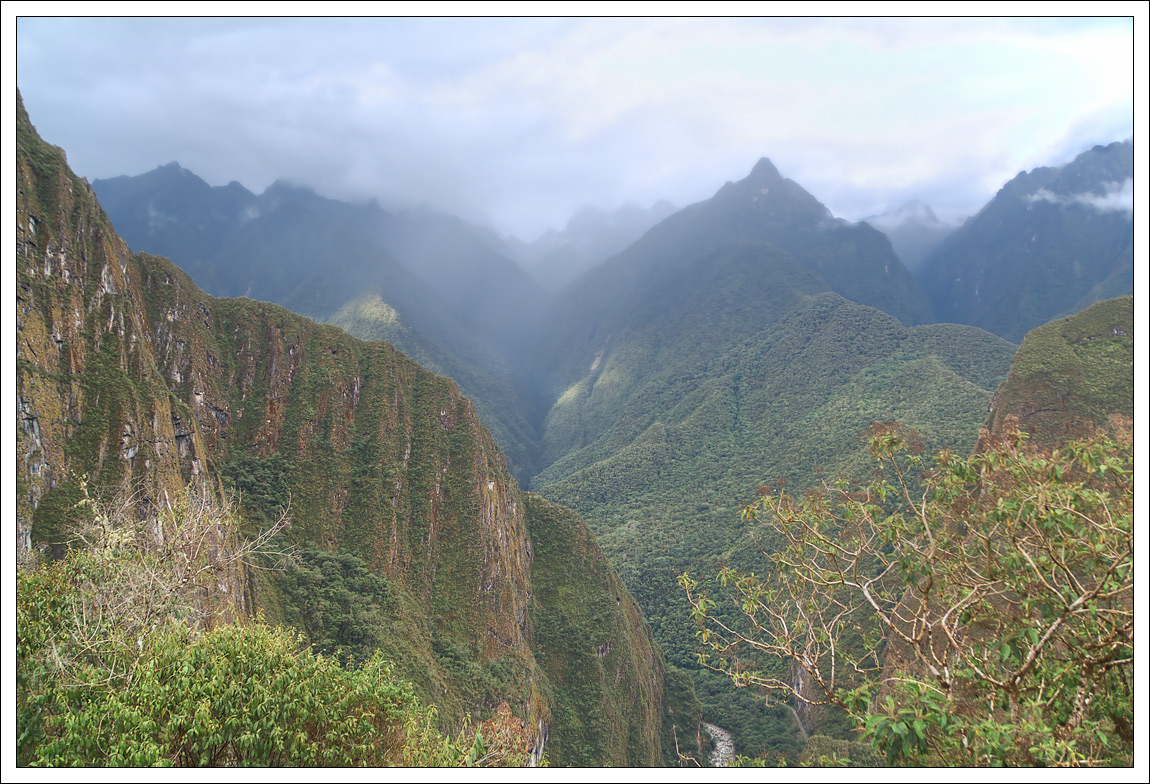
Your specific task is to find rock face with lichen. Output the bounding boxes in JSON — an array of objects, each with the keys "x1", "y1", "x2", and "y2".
[
  {"x1": 17, "y1": 96, "x2": 202, "y2": 560},
  {"x1": 15, "y1": 91, "x2": 678, "y2": 767}
]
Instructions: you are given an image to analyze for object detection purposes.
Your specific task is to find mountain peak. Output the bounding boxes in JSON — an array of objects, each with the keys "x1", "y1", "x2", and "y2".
[
  {"x1": 154, "y1": 161, "x2": 200, "y2": 180},
  {"x1": 866, "y1": 199, "x2": 944, "y2": 229},
  {"x1": 264, "y1": 178, "x2": 309, "y2": 195},
  {"x1": 748, "y1": 157, "x2": 782, "y2": 182}
]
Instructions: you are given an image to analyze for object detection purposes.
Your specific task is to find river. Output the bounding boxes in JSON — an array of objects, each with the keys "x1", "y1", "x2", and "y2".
[{"x1": 703, "y1": 722, "x2": 735, "y2": 767}]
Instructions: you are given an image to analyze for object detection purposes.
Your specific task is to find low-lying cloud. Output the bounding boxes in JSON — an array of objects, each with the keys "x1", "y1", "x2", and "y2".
[
  {"x1": 1028, "y1": 178, "x2": 1134, "y2": 215},
  {"x1": 14, "y1": 17, "x2": 1136, "y2": 241}
]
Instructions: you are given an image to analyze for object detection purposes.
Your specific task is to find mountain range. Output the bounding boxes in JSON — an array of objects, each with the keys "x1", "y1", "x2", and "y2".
[
  {"x1": 94, "y1": 163, "x2": 549, "y2": 480},
  {"x1": 88, "y1": 124, "x2": 1134, "y2": 761},
  {"x1": 20, "y1": 81, "x2": 1135, "y2": 766},
  {"x1": 915, "y1": 140, "x2": 1133, "y2": 342},
  {"x1": 16, "y1": 93, "x2": 685, "y2": 767}
]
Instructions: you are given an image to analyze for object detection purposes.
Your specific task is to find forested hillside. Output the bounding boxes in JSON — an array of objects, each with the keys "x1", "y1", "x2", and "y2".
[
  {"x1": 33, "y1": 81, "x2": 1136, "y2": 766},
  {"x1": 682, "y1": 298, "x2": 1134, "y2": 766},
  {"x1": 16, "y1": 92, "x2": 681, "y2": 767},
  {"x1": 978, "y1": 295, "x2": 1134, "y2": 449},
  {"x1": 531, "y1": 293, "x2": 1015, "y2": 757},
  {"x1": 509, "y1": 155, "x2": 1019, "y2": 755}
]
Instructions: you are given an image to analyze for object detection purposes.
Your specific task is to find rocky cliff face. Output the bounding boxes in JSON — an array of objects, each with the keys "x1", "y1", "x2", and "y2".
[
  {"x1": 15, "y1": 92, "x2": 675, "y2": 766},
  {"x1": 17, "y1": 95, "x2": 203, "y2": 558}
]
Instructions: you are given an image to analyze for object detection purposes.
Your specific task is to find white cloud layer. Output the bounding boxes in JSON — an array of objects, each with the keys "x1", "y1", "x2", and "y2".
[
  {"x1": 1029, "y1": 178, "x2": 1135, "y2": 215},
  {"x1": 12, "y1": 14, "x2": 1139, "y2": 240}
]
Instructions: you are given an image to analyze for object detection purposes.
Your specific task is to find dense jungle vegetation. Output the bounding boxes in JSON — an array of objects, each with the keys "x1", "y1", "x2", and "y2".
[{"x1": 17, "y1": 84, "x2": 1134, "y2": 767}]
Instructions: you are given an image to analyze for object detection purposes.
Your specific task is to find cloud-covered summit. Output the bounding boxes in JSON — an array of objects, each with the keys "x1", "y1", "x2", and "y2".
[
  {"x1": 14, "y1": 16, "x2": 1136, "y2": 241},
  {"x1": 1029, "y1": 177, "x2": 1134, "y2": 215}
]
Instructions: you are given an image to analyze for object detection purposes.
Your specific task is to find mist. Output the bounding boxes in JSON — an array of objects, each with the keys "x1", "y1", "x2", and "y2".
[{"x1": 13, "y1": 15, "x2": 1137, "y2": 241}]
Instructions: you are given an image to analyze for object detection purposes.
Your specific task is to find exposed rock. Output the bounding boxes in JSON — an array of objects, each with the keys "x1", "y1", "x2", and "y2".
[
  {"x1": 703, "y1": 723, "x2": 735, "y2": 767},
  {"x1": 15, "y1": 89, "x2": 677, "y2": 767}
]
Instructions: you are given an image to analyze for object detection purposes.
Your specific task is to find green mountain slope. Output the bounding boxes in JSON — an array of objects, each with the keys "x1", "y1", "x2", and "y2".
[
  {"x1": 16, "y1": 91, "x2": 680, "y2": 767},
  {"x1": 93, "y1": 168, "x2": 547, "y2": 481},
  {"x1": 75, "y1": 114, "x2": 1120, "y2": 764},
  {"x1": 525, "y1": 493, "x2": 673, "y2": 766},
  {"x1": 535, "y1": 159, "x2": 930, "y2": 369},
  {"x1": 978, "y1": 295, "x2": 1134, "y2": 449},
  {"x1": 530, "y1": 158, "x2": 935, "y2": 474},
  {"x1": 518, "y1": 157, "x2": 1010, "y2": 756},
  {"x1": 531, "y1": 290, "x2": 1015, "y2": 756},
  {"x1": 537, "y1": 242, "x2": 826, "y2": 469}
]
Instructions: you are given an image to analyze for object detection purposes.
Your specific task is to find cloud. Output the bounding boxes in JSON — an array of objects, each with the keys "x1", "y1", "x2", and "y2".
[
  {"x1": 13, "y1": 16, "x2": 1137, "y2": 240},
  {"x1": 1028, "y1": 178, "x2": 1135, "y2": 215}
]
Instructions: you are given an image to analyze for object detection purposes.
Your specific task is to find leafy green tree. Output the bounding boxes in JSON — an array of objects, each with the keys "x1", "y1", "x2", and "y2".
[{"x1": 680, "y1": 419, "x2": 1133, "y2": 766}]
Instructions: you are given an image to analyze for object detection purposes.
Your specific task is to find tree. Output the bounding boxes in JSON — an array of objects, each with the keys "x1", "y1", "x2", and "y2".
[
  {"x1": 679, "y1": 418, "x2": 1133, "y2": 766},
  {"x1": 17, "y1": 482, "x2": 538, "y2": 767}
]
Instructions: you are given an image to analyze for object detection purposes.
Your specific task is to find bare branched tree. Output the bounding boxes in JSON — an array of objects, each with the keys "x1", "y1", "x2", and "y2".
[
  {"x1": 43, "y1": 480, "x2": 295, "y2": 689},
  {"x1": 680, "y1": 418, "x2": 1133, "y2": 766}
]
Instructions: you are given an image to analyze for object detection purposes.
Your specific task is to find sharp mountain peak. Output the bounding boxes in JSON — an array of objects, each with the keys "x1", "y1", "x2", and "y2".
[{"x1": 748, "y1": 156, "x2": 783, "y2": 182}]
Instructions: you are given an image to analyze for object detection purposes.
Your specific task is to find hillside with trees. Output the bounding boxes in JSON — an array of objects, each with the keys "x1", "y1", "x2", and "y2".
[
  {"x1": 21, "y1": 81, "x2": 1135, "y2": 767},
  {"x1": 518, "y1": 159, "x2": 1019, "y2": 757},
  {"x1": 682, "y1": 305, "x2": 1134, "y2": 764},
  {"x1": 16, "y1": 92, "x2": 683, "y2": 767}
]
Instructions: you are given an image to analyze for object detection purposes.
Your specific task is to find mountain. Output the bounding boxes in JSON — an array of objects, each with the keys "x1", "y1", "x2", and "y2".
[
  {"x1": 93, "y1": 167, "x2": 547, "y2": 480},
  {"x1": 668, "y1": 158, "x2": 934, "y2": 324},
  {"x1": 531, "y1": 158, "x2": 937, "y2": 473},
  {"x1": 522, "y1": 158, "x2": 1014, "y2": 755},
  {"x1": 531, "y1": 291, "x2": 1016, "y2": 756},
  {"x1": 978, "y1": 295, "x2": 1134, "y2": 450},
  {"x1": 85, "y1": 162, "x2": 260, "y2": 294},
  {"x1": 514, "y1": 201, "x2": 679, "y2": 292},
  {"x1": 916, "y1": 141, "x2": 1134, "y2": 343},
  {"x1": 92, "y1": 168, "x2": 546, "y2": 356},
  {"x1": 864, "y1": 200, "x2": 957, "y2": 272},
  {"x1": 81, "y1": 142, "x2": 1051, "y2": 761},
  {"x1": 16, "y1": 92, "x2": 683, "y2": 767}
]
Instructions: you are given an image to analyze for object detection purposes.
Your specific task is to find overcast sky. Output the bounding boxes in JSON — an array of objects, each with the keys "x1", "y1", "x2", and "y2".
[{"x1": 12, "y1": 12, "x2": 1139, "y2": 241}]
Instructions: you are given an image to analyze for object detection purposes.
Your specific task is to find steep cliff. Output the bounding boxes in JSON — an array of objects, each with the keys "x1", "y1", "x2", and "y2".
[
  {"x1": 15, "y1": 92, "x2": 677, "y2": 766},
  {"x1": 525, "y1": 494, "x2": 669, "y2": 766},
  {"x1": 17, "y1": 94, "x2": 202, "y2": 559}
]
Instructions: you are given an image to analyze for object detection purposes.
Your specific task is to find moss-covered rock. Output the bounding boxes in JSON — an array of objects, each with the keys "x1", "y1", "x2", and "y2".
[{"x1": 15, "y1": 89, "x2": 681, "y2": 766}]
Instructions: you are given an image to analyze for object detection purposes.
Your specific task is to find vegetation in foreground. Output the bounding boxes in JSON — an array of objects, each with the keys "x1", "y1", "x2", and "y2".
[
  {"x1": 16, "y1": 486, "x2": 537, "y2": 768},
  {"x1": 682, "y1": 419, "x2": 1133, "y2": 767}
]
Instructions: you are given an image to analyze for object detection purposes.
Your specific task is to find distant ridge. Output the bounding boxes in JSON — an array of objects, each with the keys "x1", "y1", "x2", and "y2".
[{"x1": 916, "y1": 141, "x2": 1133, "y2": 342}]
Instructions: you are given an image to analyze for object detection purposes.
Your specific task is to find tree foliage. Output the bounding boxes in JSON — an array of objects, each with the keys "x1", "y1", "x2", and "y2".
[
  {"x1": 680, "y1": 418, "x2": 1133, "y2": 766},
  {"x1": 16, "y1": 484, "x2": 535, "y2": 767}
]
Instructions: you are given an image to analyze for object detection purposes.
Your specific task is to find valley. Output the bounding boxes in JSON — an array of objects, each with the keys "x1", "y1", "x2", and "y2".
[{"x1": 16, "y1": 85, "x2": 1135, "y2": 768}]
